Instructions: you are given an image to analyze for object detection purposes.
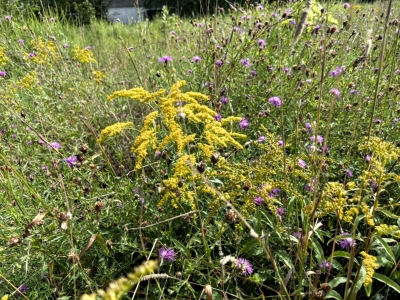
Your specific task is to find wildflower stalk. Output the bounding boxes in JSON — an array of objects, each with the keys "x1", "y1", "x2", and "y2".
[
  {"x1": 292, "y1": 0, "x2": 312, "y2": 49},
  {"x1": 120, "y1": 35, "x2": 144, "y2": 87},
  {"x1": 367, "y1": 0, "x2": 393, "y2": 140}
]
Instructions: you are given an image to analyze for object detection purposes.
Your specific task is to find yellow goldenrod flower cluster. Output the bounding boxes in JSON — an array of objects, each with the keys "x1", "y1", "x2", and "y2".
[
  {"x1": 375, "y1": 224, "x2": 399, "y2": 237},
  {"x1": 97, "y1": 122, "x2": 133, "y2": 144},
  {"x1": 72, "y1": 45, "x2": 97, "y2": 63},
  {"x1": 16, "y1": 71, "x2": 38, "y2": 89},
  {"x1": 80, "y1": 260, "x2": 157, "y2": 300},
  {"x1": 361, "y1": 202, "x2": 375, "y2": 227},
  {"x1": 25, "y1": 37, "x2": 59, "y2": 64},
  {"x1": 0, "y1": 46, "x2": 8, "y2": 66},
  {"x1": 343, "y1": 207, "x2": 359, "y2": 223},
  {"x1": 92, "y1": 70, "x2": 106, "y2": 83},
  {"x1": 360, "y1": 251, "x2": 379, "y2": 287},
  {"x1": 315, "y1": 182, "x2": 347, "y2": 218},
  {"x1": 101, "y1": 80, "x2": 247, "y2": 209}
]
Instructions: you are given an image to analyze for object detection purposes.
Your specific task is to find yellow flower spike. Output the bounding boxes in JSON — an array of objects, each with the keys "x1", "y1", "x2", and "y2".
[
  {"x1": 97, "y1": 122, "x2": 133, "y2": 144},
  {"x1": 71, "y1": 44, "x2": 97, "y2": 63},
  {"x1": 360, "y1": 252, "x2": 379, "y2": 287}
]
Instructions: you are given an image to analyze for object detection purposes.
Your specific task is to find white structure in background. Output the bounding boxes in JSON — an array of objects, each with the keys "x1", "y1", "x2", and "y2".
[{"x1": 108, "y1": 0, "x2": 146, "y2": 23}]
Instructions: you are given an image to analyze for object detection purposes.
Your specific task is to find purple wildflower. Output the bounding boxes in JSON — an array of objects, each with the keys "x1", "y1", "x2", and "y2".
[
  {"x1": 18, "y1": 39, "x2": 24, "y2": 44},
  {"x1": 369, "y1": 179, "x2": 379, "y2": 191},
  {"x1": 278, "y1": 140, "x2": 284, "y2": 146},
  {"x1": 220, "y1": 97, "x2": 229, "y2": 104},
  {"x1": 214, "y1": 114, "x2": 222, "y2": 122},
  {"x1": 343, "y1": 3, "x2": 351, "y2": 9},
  {"x1": 15, "y1": 284, "x2": 28, "y2": 297},
  {"x1": 345, "y1": 169, "x2": 353, "y2": 178},
  {"x1": 197, "y1": 23, "x2": 204, "y2": 27},
  {"x1": 277, "y1": 207, "x2": 285, "y2": 216},
  {"x1": 64, "y1": 155, "x2": 78, "y2": 167},
  {"x1": 158, "y1": 55, "x2": 173, "y2": 63},
  {"x1": 191, "y1": 56, "x2": 202, "y2": 62},
  {"x1": 28, "y1": 53, "x2": 35, "y2": 58},
  {"x1": 312, "y1": 25, "x2": 322, "y2": 35},
  {"x1": 0, "y1": 71, "x2": 6, "y2": 77},
  {"x1": 240, "y1": 59, "x2": 251, "y2": 68},
  {"x1": 319, "y1": 260, "x2": 332, "y2": 271},
  {"x1": 257, "y1": 5, "x2": 264, "y2": 10},
  {"x1": 293, "y1": 231, "x2": 304, "y2": 240},
  {"x1": 258, "y1": 39, "x2": 266, "y2": 49},
  {"x1": 305, "y1": 123, "x2": 314, "y2": 133},
  {"x1": 373, "y1": 119, "x2": 381, "y2": 124},
  {"x1": 235, "y1": 258, "x2": 253, "y2": 276},
  {"x1": 329, "y1": 66, "x2": 346, "y2": 77},
  {"x1": 290, "y1": 19, "x2": 296, "y2": 26},
  {"x1": 215, "y1": 60, "x2": 224, "y2": 67},
  {"x1": 269, "y1": 188, "x2": 281, "y2": 198},
  {"x1": 330, "y1": 88, "x2": 341, "y2": 96},
  {"x1": 310, "y1": 135, "x2": 324, "y2": 144},
  {"x1": 63, "y1": 44, "x2": 70, "y2": 48},
  {"x1": 85, "y1": 46, "x2": 92, "y2": 50},
  {"x1": 254, "y1": 196, "x2": 264, "y2": 206},
  {"x1": 298, "y1": 159, "x2": 307, "y2": 168},
  {"x1": 159, "y1": 247, "x2": 175, "y2": 261},
  {"x1": 48, "y1": 142, "x2": 61, "y2": 149},
  {"x1": 365, "y1": 154, "x2": 371, "y2": 162},
  {"x1": 239, "y1": 117, "x2": 249, "y2": 129},
  {"x1": 338, "y1": 232, "x2": 357, "y2": 250},
  {"x1": 268, "y1": 96, "x2": 282, "y2": 107},
  {"x1": 258, "y1": 136, "x2": 265, "y2": 142},
  {"x1": 169, "y1": 30, "x2": 176, "y2": 35},
  {"x1": 49, "y1": 17, "x2": 55, "y2": 22},
  {"x1": 5, "y1": 16, "x2": 11, "y2": 21}
]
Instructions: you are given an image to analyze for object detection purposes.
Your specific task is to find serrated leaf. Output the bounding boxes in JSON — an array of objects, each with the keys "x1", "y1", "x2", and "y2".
[{"x1": 373, "y1": 273, "x2": 400, "y2": 294}]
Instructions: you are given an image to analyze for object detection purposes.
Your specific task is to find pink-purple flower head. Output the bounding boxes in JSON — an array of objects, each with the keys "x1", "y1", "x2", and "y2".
[
  {"x1": 235, "y1": 258, "x2": 253, "y2": 276},
  {"x1": 5, "y1": 15, "x2": 11, "y2": 21},
  {"x1": 64, "y1": 155, "x2": 78, "y2": 167},
  {"x1": 159, "y1": 247, "x2": 175, "y2": 262},
  {"x1": 191, "y1": 56, "x2": 202, "y2": 62},
  {"x1": 18, "y1": 39, "x2": 24, "y2": 44},
  {"x1": 158, "y1": 55, "x2": 173, "y2": 64},
  {"x1": 240, "y1": 59, "x2": 251, "y2": 68},
  {"x1": 220, "y1": 97, "x2": 229, "y2": 104},
  {"x1": 0, "y1": 71, "x2": 6, "y2": 77},
  {"x1": 305, "y1": 123, "x2": 314, "y2": 133},
  {"x1": 319, "y1": 260, "x2": 332, "y2": 271},
  {"x1": 278, "y1": 140, "x2": 284, "y2": 147},
  {"x1": 258, "y1": 136, "x2": 265, "y2": 142},
  {"x1": 48, "y1": 142, "x2": 61, "y2": 149},
  {"x1": 310, "y1": 135, "x2": 324, "y2": 144},
  {"x1": 330, "y1": 88, "x2": 341, "y2": 96},
  {"x1": 329, "y1": 66, "x2": 346, "y2": 77},
  {"x1": 85, "y1": 45, "x2": 92, "y2": 50},
  {"x1": 254, "y1": 196, "x2": 264, "y2": 206},
  {"x1": 258, "y1": 39, "x2": 266, "y2": 49},
  {"x1": 277, "y1": 207, "x2": 285, "y2": 216},
  {"x1": 268, "y1": 96, "x2": 282, "y2": 107},
  {"x1": 343, "y1": 3, "x2": 351, "y2": 9},
  {"x1": 298, "y1": 159, "x2": 307, "y2": 168},
  {"x1": 338, "y1": 232, "x2": 357, "y2": 250},
  {"x1": 215, "y1": 59, "x2": 224, "y2": 67},
  {"x1": 239, "y1": 117, "x2": 249, "y2": 129},
  {"x1": 214, "y1": 114, "x2": 222, "y2": 122}
]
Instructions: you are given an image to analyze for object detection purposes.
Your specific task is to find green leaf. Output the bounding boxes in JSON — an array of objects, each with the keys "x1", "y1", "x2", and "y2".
[
  {"x1": 325, "y1": 290, "x2": 343, "y2": 300},
  {"x1": 171, "y1": 238, "x2": 190, "y2": 257},
  {"x1": 329, "y1": 277, "x2": 348, "y2": 288},
  {"x1": 377, "y1": 209, "x2": 400, "y2": 219},
  {"x1": 311, "y1": 239, "x2": 324, "y2": 262},
  {"x1": 364, "y1": 281, "x2": 372, "y2": 297},
  {"x1": 351, "y1": 264, "x2": 367, "y2": 295},
  {"x1": 372, "y1": 235, "x2": 396, "y2": 264},
  {"x1": 373, "y1": 273, "x2": 400, "y2": 294},
  {"x1": 276, "y1": 251, "x2": 293, "y2": 269}
]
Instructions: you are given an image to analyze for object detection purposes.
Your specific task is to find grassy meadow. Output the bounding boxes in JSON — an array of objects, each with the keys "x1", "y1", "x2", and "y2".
[{"x1": 1, "y1": 0, "x2": 400, "y2": 299}]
